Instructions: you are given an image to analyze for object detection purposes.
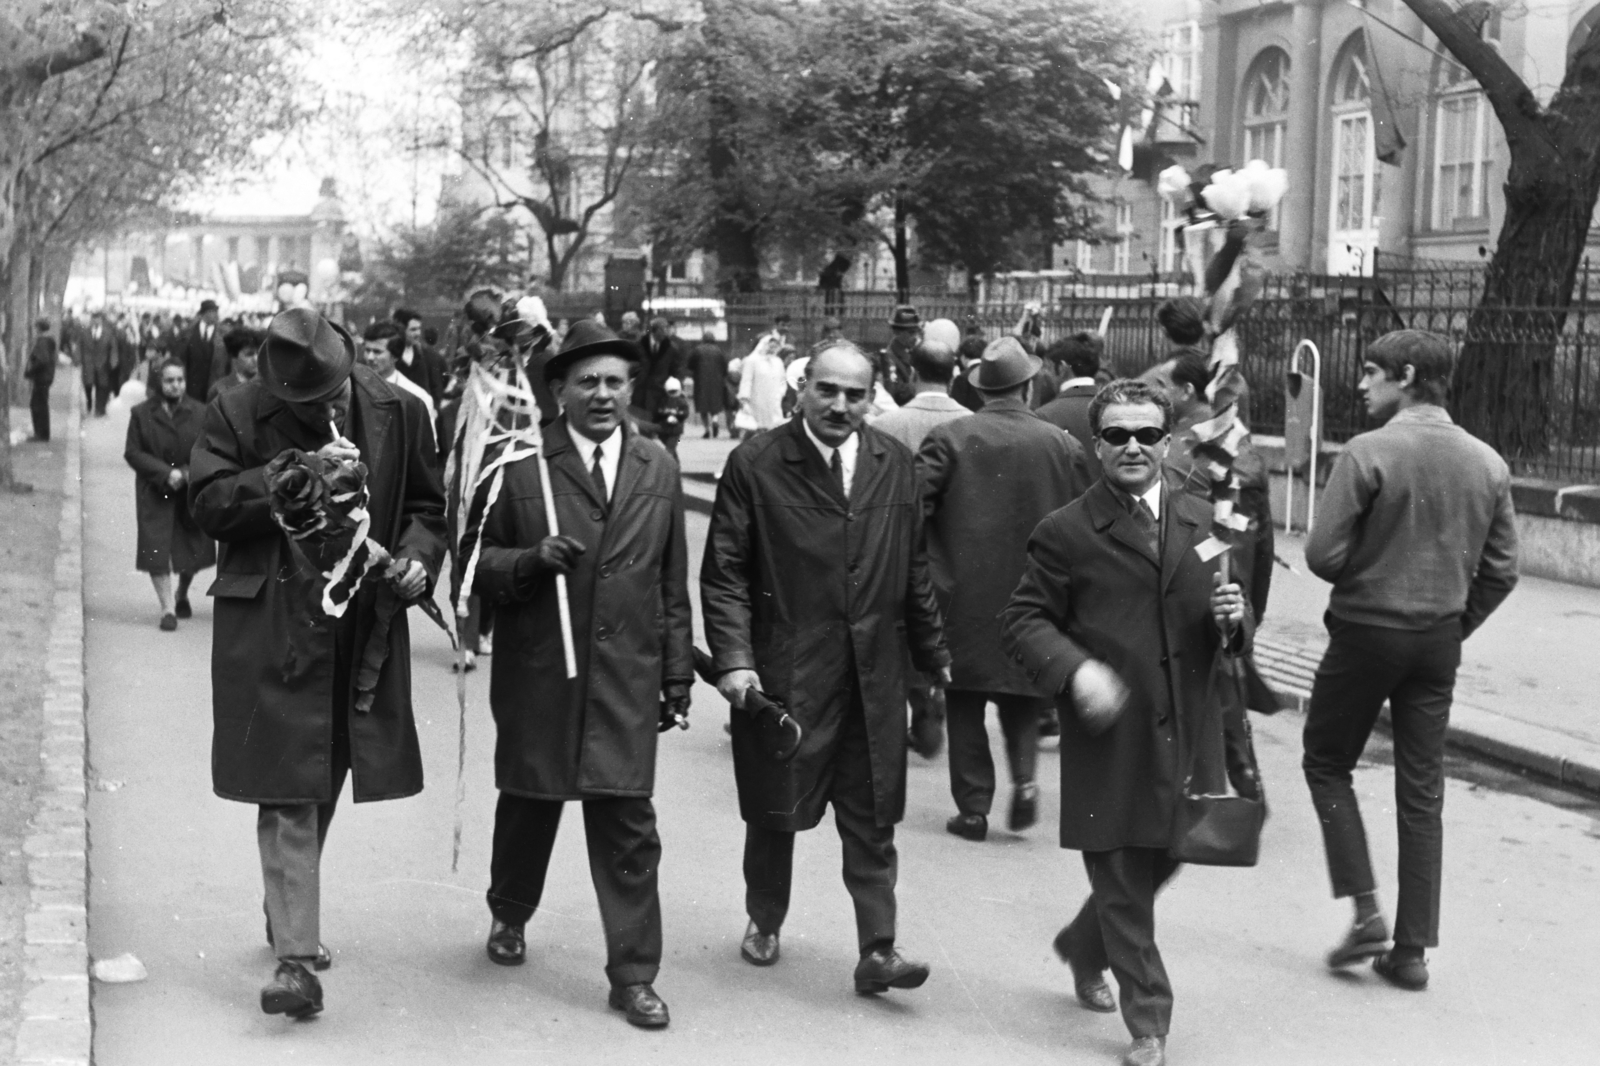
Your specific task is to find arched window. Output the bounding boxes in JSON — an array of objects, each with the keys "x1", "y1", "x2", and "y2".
[
  {"x1": 1432, "y1": 59, "x2": 1491, "y2": 229},
  {"x1": 1330, "y1": 40, "x2": 1381, "y2": 237},
  {"x1": 1241, "y1": 48, "x2": 1290, "y2": 169}
]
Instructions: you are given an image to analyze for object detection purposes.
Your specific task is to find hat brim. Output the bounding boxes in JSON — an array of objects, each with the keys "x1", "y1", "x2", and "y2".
[
  {"x1": 543, "y1": 337, "x2": 642, "y2": 383},
  {"x1": 969, "y1": 352, "x2": 1044, "y2": 392},
  {"x1": 261, "y1": 320, "x2": 356, "y2": 404}
]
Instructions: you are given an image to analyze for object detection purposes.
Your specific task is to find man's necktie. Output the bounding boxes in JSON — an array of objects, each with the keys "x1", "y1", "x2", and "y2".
[
  {"x1": 1131, "y1": 496, "x2": 1159, "y2": 555},
  {"x1": 830, "y1": 449, "x2": 846, "y2": 499},
  {"x1": 589, "y1": 450, "x2": 609, "y2": 514}
]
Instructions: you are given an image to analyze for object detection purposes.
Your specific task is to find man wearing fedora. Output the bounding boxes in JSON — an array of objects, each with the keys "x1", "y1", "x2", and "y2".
[
  {"x1": 918, "y1": 337, "x2": 1091, "y2": 841},
  {"x1": 878, "y1": 304, "x2": 921, "y2": 406},
  {"x1": 470, "y1": 319, "x2": 693, "y2": 1030},
  {"x1": 189, "y1": 307, "x2": 447, "y2": 1020},
  {"x1": 701, "y1": 339, "x2": 950, "y2": 994},
  {"x1": 178, "y1": 298, "x2": 228, "y2": 403}
]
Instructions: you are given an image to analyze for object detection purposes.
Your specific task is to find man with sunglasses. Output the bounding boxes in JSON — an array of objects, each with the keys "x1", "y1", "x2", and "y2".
[{"x1": 1001, "y1": 379, "x2": 1248, "y2": 1066}]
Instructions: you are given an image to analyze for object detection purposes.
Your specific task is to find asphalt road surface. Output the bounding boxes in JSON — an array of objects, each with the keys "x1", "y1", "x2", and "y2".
[{"x1": 81, "y1": 408, "x2": 1600, "y2": 1065}]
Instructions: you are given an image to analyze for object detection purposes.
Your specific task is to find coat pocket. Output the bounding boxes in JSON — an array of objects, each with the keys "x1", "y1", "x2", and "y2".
[{"x1": 208, "y1": 572, "x2": 267, "y2": 599}]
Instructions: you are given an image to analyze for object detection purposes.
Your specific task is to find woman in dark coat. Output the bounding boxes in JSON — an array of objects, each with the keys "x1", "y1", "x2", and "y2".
[
  {"x1": 689, "y1": 331, "x2": 729, "y2": 436},
  {"x1": 124, "y1": 358, "x2": 215, "y2": 629}
]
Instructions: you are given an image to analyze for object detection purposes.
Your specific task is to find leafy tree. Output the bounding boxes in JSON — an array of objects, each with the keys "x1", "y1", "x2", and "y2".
[
  {"x1": 1401, "y1": 0, "x2": 1600, "y2": 460},
  {"x1": 353, "y1": 204, "x2": 526, "y2": 308},
  {"x1": 0, "y1": 0, "x2": 303, "y2": 489},
  {"x1": 643, "y1": 0, "x2": 1142, "y2": 296}
]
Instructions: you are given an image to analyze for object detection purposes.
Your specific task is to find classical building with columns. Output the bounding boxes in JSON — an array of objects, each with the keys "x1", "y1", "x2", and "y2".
[{"x1": 1070, "y1": 0, "x2": 1600, "y2": 277}]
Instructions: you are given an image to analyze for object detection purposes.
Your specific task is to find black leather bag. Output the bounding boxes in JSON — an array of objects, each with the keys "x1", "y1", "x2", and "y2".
[{"x1": 1170, "y1": 650, "x2": 1265, "y2": 867}]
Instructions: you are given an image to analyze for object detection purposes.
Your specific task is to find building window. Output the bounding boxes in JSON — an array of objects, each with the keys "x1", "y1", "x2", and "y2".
[
  {"x1": 490, "y1": 116, "x2": 517, "y2": 170},
  {"x1": 256, "y1": 235, "x2": 271, "y2": 266},
  {"x1": 1160, "y1": 197, "x2": 1180, "y2": 273},
  {"x1": 1163, "y1": 21, "x2": 1200, "y2": 101},
  {"x1": 1433, "y1": 62, "x2": 1490, "y2": 229},
  {"x1": 1332, "y1": 42, "x2": 1382, "y2": 234},
  {"x1": 1113, "y1": 202, "x2": 1134, "y2": 274},
  {"x1": 1076, "y1": 240, "x2": 1093, "y2": 273},
  {"x1": 1242, "y1": 48, "x2": 1290, "y2": 230}
]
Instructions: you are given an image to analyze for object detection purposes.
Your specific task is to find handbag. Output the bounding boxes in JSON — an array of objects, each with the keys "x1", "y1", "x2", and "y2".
[{"x1": 1170, "y1": 649, "x2": 1265, "y2": 867}]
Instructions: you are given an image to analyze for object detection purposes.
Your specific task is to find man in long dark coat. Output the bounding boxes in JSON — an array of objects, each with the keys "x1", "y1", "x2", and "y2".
[
  {"x1": 189, "y1": 308, "x2": 446, "y2": 1021},
  {"x1": 629, "y1": 316, "x2": 683, "y2": 435},
  {"x1": 918, "y1": 338, "x2": 1092, "y2": 842},
  {"x1": 1000, "y1": 379, "x2": 1248, "y2": 1066},
  {"x1": 79, "y1": 312, "x2": 117, "y2": 416},
  {"x1": 701, "y1": 341, "x2": 950, "y2": 994},
  {"x1": 471, "y1": 320, "x2": 693, "y2": 1030},
  {"x1": 24, "y1": 318, "x2": 57, "y2": 441},
  {"x1": 126, "y1": 358, "x2": 216, "y2": 629},
  {"x1": 177, "y1": 298, "x2": 227, "y2": 402},
  {"x1": 688, "y1": 329, "x2": 728, "y2": 437}
]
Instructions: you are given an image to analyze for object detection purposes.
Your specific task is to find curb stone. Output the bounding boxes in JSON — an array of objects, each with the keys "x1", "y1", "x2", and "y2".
[
  {"x1": 13, "y1": 400, "x2": 90, "y2": 1066},
  {"x1": 1254, "y1": 633, "x2": 1600, "y2": 798}
]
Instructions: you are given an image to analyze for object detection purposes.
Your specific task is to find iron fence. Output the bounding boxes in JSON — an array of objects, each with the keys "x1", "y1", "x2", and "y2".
[{"x1": 721, "y1": 261, "x2": 1600, "y2": 485}]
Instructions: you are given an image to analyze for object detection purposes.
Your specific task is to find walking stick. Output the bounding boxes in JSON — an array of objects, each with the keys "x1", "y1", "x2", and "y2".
[
  {"x1": 452, "y1": 619, "x2": 468, "y2": 872},
  {"x1": 536, "y1": 448, "x2": 578, "y2": 679}
]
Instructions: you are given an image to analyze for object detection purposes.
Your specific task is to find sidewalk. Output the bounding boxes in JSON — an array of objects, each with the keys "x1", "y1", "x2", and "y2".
[{"x1": 674, "y1": 430, "x2": 1600, "y2": 796}]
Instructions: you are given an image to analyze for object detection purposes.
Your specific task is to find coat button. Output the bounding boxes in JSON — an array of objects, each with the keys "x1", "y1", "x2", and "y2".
[
  {"x1": 597, "y1": 629, "x2": 609, "y2": 640},
  {"x1": 846, "y1": 512, "x2": 856, "y2": 522},
  {"x1": 848, "y1": 563, "x2": 859, "y2": 574},
  {"x1": 591, "y1": 509, "x2": 603, "y2": 521},
  {"x1": 599, "y1": 567, "x2": 611, "y2": 578}
]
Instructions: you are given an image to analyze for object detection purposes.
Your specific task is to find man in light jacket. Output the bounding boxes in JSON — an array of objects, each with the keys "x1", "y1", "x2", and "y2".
[{"x1": 1303, "y1": 330, "x2": 1518, "y2": 991}]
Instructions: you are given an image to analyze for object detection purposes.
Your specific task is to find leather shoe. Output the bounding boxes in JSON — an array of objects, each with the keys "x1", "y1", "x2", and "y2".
[
  {"x1": 946, "y1": 813, "x2": 987, "y2": 842},
  {"x1": 740, "y1": 921, "x2": 779, "y2": 966},
  {"x1": 159, "y1": 613, "x2": 177, "y2": 632},
  {"x1": 1052, "y1": 926, "x2": 1116, "y2": 1013},
  {"x1": 608, "y1": 982, "x2": 670, "y2": 1028},
  {"x1": 485, "y1": 919, "x2": 526, "y2": 966},
  {"x1": 174, "y1": 598, "x2": 192, "y2": 619},
  {"x1": 1008, "y1": 782, "x2": 1039, "y2": 832},
  {"x1": 1373, "y1": 950, "x2": 1428, "y2": 990},
  {"x1": 260, "y1": 960, "x2": 322, "y2": 1019},
  {"x1": 1326, "y1": 914, "x2": 1390, "y2": 969},
  {"x1": 1123, "y1": 1035, "x2": 1166, "y2": 1066},
  {"x1": 854, "y1": 948, "x2": 930, "y2": 994}
]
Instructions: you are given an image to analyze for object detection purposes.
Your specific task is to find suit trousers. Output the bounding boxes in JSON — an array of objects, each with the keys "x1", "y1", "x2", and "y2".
[
  {"x1": 1302, "y1": 614, "x2": 1461, "y2": 948},
  {"x1": 30, "y1": 381, "x2": 50, "y2": 441},
  {"x1": 258, "y1": 735, "x2": 349, "y2": 961},
  {"x1": 487, "y1": 792, "x2": 663, "y2": 988},
  {"x1": 944, "y1": 689, "x2": 1044, "y2": 815},
  {"x1": 743, "y1": 685, "x2": 898, "y2": 954},
  {"x1": 1059, "y1": 848, "x2": 1181, "y2": 1039}
]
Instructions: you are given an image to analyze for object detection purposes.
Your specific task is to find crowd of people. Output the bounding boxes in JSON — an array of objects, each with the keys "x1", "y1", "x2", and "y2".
[{"x1": 57, "y1": 290, "x2": 1518, "y2": 1066}]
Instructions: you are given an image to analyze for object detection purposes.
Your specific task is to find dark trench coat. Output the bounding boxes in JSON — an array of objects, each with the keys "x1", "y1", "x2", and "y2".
[
  {"x1": 189, "y1": 366, "x2": 447, "y2": 805},
  {"x1": 125, "y1": 395, "x2": 216, "y2": 575},
  {"x1": 472, "y1": 419, "x2": 694, "y2": 800},
  {"x1": 701, "y1": 417, "x2": 949, "y2": 832},
  {"x1": 915, "y1": 397, "x2": 1091, "y2": 694},
  {"x1": 998, "y1": 479, "x2": 1250, "y2": 853}
]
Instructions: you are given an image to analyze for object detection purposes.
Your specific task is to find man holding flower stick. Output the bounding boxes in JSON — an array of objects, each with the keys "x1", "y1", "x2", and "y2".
[{"x1": 189, "y1": 307, "x2": 447, "y2": 1021}]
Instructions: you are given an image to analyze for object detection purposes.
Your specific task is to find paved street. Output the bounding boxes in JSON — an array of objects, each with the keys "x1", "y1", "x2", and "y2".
[{"x1": 83, "y1": 411, "x2": 1600, "y2": 1065}]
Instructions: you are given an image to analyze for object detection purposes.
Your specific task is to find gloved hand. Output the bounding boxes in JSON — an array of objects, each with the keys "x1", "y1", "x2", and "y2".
[
  {"x1": 523, "y1": 535, "x2": 586, "y2": 575},
  {"x1": 659, "y1": 682, "x2": 691, "y2": 733}
]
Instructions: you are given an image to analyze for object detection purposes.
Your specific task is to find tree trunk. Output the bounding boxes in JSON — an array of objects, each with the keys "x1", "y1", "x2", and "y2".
[
  {"x1": 702, "y1": 2, "x2": 762, "y2": 295},
  {"x1": 1451, "y1": 179, "x2": 1594, "y2": 462},
  {"x1": 892, "y1": 195, "x2": 909, "y2": 301}
]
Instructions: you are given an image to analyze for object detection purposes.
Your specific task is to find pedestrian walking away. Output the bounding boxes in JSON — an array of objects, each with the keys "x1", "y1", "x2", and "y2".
[
  {"x1": 124, "y1": 358, "x2": 216, "y2": 631},
  {"x1": 701, "y1": 340, "x2": 951, "y2": 994},
  {"x1": 919, "y1": 337, "x2": 1092, "y2": 843},
  {"x1": 688, "y1": 329, "x2": 730, "y2": 437},
  {"x1": 24, "y1": 317, "x2": 57, "y2": 442},
  {"x1": 1301, "y1": 330, "x2": 1519, "y2": 992},
  {"x1": 1000, "y1": 379, "x2": 1251, "y2": 1066},
  {"x1": 1036, "y1": 331, "x2": 1106, "y2": 481},
  {"x1": 870, "y1": 335, "x2": 970, "y2": 758},
  {"x1": 188, "y1": 307, "x2": 447, "y2": 1021},
  {"x1": 471, "y1": 318, "x2": 694, "y2": 1030}
]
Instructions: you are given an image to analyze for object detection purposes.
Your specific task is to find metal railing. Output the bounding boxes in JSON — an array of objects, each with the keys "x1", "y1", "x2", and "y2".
[{"x1": 720, "y1": 260, "x2": 1600, "y2": 485}]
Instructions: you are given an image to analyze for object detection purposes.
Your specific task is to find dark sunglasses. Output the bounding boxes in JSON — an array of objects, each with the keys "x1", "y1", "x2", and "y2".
[{"x1": 1098, "y1": 426, "x2": 1168, "y2": 447}]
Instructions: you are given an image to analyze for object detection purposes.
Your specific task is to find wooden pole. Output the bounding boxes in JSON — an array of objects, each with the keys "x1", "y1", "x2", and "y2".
[{"x1": 536, "y1": 448, "x2": 578, "y2": 679}]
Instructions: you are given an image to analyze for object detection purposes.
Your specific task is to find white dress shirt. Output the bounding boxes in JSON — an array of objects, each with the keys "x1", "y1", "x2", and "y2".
[
  {"x1": 802, "y1": 419, "x2": 859, "y2": 498},
  {"x1": 1134, "y1": 479, "x2": 1162, "y2": 520},
  {"x1": 570, "y1": 422, "x2": 623, "y2": 502}
]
